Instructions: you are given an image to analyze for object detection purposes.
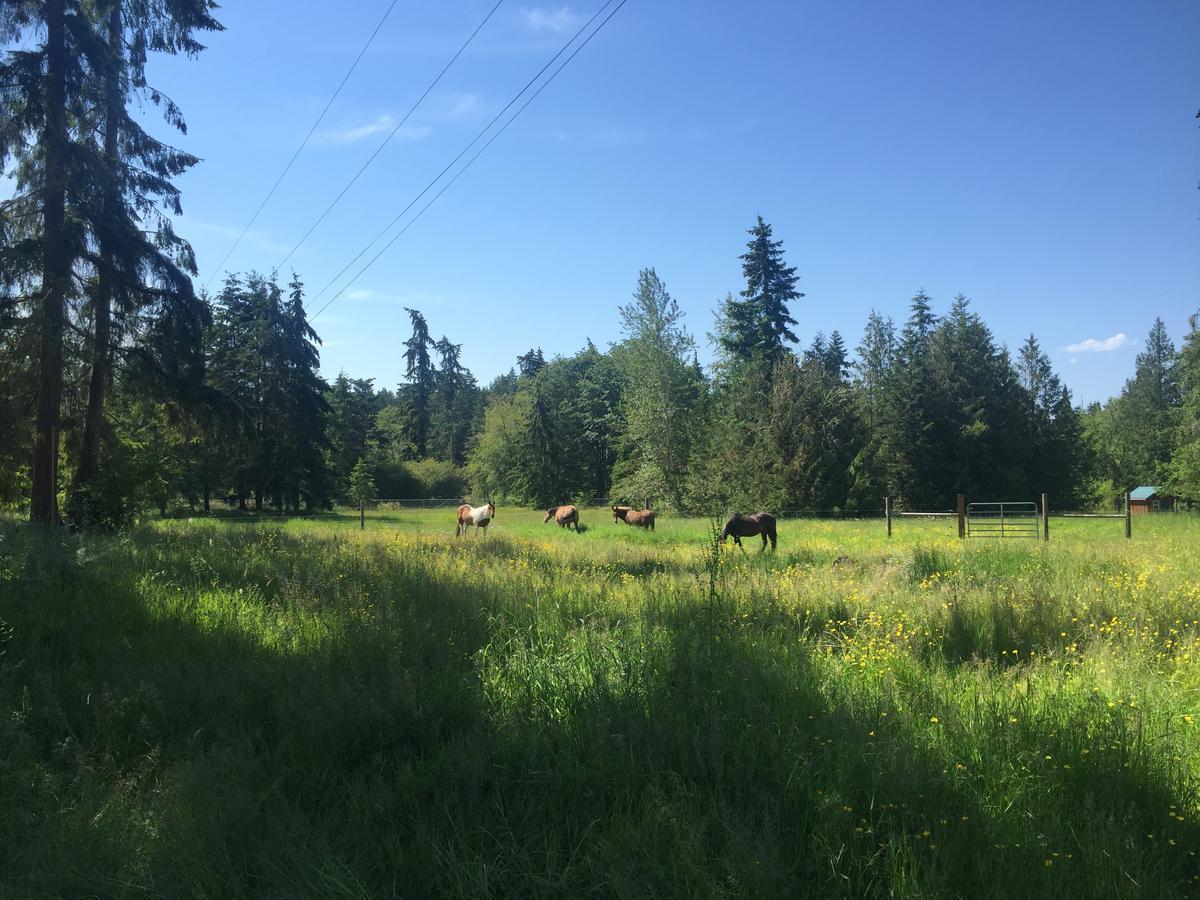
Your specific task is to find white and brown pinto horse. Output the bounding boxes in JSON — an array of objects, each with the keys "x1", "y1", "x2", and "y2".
[
  {"x1": 456, "y1": 501, "x2": 495, "y2": 537},
  {"x1": 543, "y1": 505, "x2": 579, "y2": 531}
]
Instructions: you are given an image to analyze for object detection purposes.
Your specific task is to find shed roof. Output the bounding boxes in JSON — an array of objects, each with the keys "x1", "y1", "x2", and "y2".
[{"x1": 1130, "y1": 486, "x2": 1163, "y2": 500}]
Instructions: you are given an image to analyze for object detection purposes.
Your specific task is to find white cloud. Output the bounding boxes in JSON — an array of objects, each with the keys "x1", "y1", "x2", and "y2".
[
  {"x1": 317, "y1": 115, "x2": 431, "y2": 146},
  {"x1": 436, "y1": 91, "x2": 479, "y2": 120},
  {"x1": 521, "y1": 5, "x2": 583, "y2": 32},
  {"x1": 1064, "y1": 333, "x2": 1130, "y2": 353}
]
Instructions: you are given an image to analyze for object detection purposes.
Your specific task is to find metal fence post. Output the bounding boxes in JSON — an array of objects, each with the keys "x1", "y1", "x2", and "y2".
[
  {"x1": 359, "y1": 500, "x2": 365, "y2": 531},
  {"x1": 1125, "y1": 492, "x2": 1132, "y2": 539},
  {"x1": 957, "y1": 494, "x2": 966, "y2": 539},
  {"x1": 885, "y1": 497, "x2": 892, "y2": 537},
  {"x1": 1041, "y1": 493, "x2": 1049, "y2": 542}
]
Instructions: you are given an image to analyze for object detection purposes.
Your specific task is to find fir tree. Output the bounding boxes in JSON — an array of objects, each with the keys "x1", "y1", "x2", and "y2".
[
  {"x1": 517, "y1": 347, "x2": 546, "y2": 378},
  {"x1": 348, "y1": 455, "x2": 376, "y2": 505},
  {"x1": 70, "y1": 0, "x2": 219, "y2": 526},
  {"x1": 1165, "y1": 312, "x2": 1200, "y2": 499},
  {"x1": 402, "y1": 308, "x2": 435, "y2": 457},
  {"x1": 716, "y1": 216, "x2": 803, "y2": 369},
  {"x1": 1100, "y1": 317, "x2": 1180, "y2": 488}
]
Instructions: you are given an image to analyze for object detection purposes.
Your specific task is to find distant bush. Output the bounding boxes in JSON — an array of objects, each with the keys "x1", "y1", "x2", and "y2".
[{"x1": 373, "y1": 458, "x2": 466, "y2": 500}]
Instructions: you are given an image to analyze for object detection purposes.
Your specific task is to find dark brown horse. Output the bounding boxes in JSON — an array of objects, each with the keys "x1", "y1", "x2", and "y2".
[
  {"x1": 612, "y1": 505, "x2": 655, "y2": 530},
  {"x1": 720, "y1": 512, "x2": 776, "y2": 552},
  {"x1": 543, "y1": 505, "x2": 579, "y2": 531}
]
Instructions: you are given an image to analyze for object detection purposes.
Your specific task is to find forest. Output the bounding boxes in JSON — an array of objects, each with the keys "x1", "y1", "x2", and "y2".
[
  {"x1": 2, "y1": 2, "x2": 1198, "y2": 527},
  {"x1": 4, "y1": 211, "x2": 1199, "y2": 525}
]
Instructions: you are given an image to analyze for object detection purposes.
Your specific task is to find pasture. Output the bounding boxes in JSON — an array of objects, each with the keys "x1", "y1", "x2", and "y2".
[{"x1": 2, "y1": 508, "x2": 1199, "y2": 897}]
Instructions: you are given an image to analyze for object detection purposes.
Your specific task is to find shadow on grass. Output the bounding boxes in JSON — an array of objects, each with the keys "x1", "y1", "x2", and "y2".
[{"x1": 1, "y1": 523, "x2": 1196, "y2": 897}]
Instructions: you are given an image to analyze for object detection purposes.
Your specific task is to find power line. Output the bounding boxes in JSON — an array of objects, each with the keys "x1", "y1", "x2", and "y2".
[
  {"x1": 203, "y1": 0, "x2": 403, "y2": 290},
  {"x1": 309, "y1": 0, "x2": 624, "y2": 314},
  {"x1": 309, "y1": 0, "x2": 628, "y2": 321},
  {"x1": 306, "y1": 0, "x2": 618, "y2": 306},
  {"x1": 274, "y1": 0, "x2": 507, "y2": 271}
]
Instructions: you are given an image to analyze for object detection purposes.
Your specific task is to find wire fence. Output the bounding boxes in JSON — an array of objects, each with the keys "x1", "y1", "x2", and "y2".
[
  {"x1": 367, "y1": 498, "x2": 466, "y2": 510},
  {"x1": 167, "y1": 494, "x2": 1170, "y2": 544}
]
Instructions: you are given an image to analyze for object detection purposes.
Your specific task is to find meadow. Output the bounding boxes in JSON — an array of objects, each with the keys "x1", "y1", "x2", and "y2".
[{"x1": 2, "y1": 507, "x2": 1199, "y2": 898}]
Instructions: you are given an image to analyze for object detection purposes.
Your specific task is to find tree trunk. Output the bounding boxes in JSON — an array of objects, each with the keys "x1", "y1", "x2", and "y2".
[
  {"x1": 72, "y1": 0, "x2": 122, "y2": 509},
  {"x1": 30, "y1": 0, "x2": 69, "y2": 526}
]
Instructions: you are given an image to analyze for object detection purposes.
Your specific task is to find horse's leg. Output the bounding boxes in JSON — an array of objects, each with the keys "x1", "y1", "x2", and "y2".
[
  {"x1": 770, "y1": 528, "x2": 777, "y2": 551},
  {"x1": 735, "y1": 534, "x2": 746, "y2": 555},
  {"x1": 759, "y1": 531, "x2": 767, "y2": 552}
]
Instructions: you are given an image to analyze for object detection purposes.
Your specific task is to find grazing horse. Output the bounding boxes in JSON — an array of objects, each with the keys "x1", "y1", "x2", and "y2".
[
  {"x1": 456, "y1": 501, "x2": 495, "y2": 537},
  {"x1": 720, "y1": 512, "x2": 776, "y2": 552},
  {"x1": 543, "y1": 505, "x2": 580, "y2": 531},
  {"x1": 612, "y1": 505, "x2": 655, "y2": 530}
]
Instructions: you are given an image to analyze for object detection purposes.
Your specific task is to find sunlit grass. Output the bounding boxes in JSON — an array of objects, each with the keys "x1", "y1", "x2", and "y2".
[{"x1": 2, "y1": 509, "x2": 1198, "y2": 897}]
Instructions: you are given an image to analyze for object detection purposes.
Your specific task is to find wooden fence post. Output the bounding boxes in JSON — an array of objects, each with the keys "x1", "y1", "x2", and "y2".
[
  {"x1": 957, "y1": 494, "x2": 966, "y2": 539},
  {"x1": 1042, "y1": 493, "x2": 1049, "y2": 542},
  {"x1": 359, "y1": 500, "x2": 365, "y2": 531},
  {"x1": 1125, "y1": 492, "x2": 1132, "y2": 539},
  {"x1": 885, "y1": 497, "x2": 892, "y2": 537}
]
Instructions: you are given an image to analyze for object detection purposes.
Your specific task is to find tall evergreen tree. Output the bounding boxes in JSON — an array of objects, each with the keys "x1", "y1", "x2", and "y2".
[
  {"x1": 879, "y1": 290, "x2": 938, "y2": 505},
  {"x1": 845, "y1": 311, "x2": 897, "y2": 508},
  {"x1": 1, "y1": 0, "x2": 218, "y2": 524},
  {"x1": 431, "y1": 335, "x2": 475, "y2": 464},
  {"x1": 2, "y1": 0, "x2": 76, "y2": 524},
  {"x1": 1166, "y1": 312, "x2": 1200, "y2": 499},
  {"x1": 402, "y1": 307, "x2": 435, "y2": 457},
  {"x1": 69, "y1": 0, "x2": 219, "y2": 526},
  {"x1": 852, "y1": 311, "x2": 896, "y2": 431},
  {"x1": 1097, "y1": 317, "x2": 1180, "y2": 490},
  {"x1": 1016, "y1": 334, "x2": 1087, "y2": 505},
  {"x1": 715, "y1": 216, "x2": 802, "y2": 369},
  {"x1": 516, "y1": 347, "x2": 546, "y2": 378},
  {"x1": 204, "y1": 273, "x2": 330, "y2": 511}
]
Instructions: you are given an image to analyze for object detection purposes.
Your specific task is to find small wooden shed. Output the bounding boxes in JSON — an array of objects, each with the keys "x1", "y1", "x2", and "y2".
[{"x1": 1129, "y1": 486, "x2": 1177, "y2": 515}]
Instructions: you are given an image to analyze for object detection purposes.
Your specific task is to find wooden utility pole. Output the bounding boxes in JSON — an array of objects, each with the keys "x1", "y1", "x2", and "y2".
[
  {"x1": 885, "y1": 497, "x2": 892, "y2": 537},
  {"x1": 1041, "y1": 493, "x2": 1049, "y2": 542},
  {"x1": 957, "y1": 494, "x2": 966, "y2": 539}
]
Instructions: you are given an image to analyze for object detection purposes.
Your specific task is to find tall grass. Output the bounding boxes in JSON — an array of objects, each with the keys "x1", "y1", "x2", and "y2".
[{"x1": 2, "y1": 510, "x2": 1198, "y2": 897}]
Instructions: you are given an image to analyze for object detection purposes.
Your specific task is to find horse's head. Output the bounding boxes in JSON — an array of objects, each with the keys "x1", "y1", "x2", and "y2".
[
  {"x1": 543, "y1": 507, "x2": 557, "y2": 523},
  {"x1": 719, "y1": 513, "x2": 742, "y2": 542},
  {"x1": 487, "y1": 501, "x2": 496, "y2": 517}
]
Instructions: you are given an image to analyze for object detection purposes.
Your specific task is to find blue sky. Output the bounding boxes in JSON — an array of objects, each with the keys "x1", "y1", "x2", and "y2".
[{"x1": 144, "y1": 0, "x2": 1198, "y2": 404}]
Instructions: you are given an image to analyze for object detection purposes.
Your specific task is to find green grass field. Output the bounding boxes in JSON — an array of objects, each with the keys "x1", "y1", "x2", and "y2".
[{"x1": 2, "y1": 508, "x2": 1199, "y2": 897}]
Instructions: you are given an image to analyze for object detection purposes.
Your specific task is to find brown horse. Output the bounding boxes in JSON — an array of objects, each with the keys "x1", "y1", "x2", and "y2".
[
  {"x1": 720, "y1": 512, "x2": 776, "y2": 552},
  {"x1": 612, "y1": 505, "x2": 655, "y2": 530},
  {"x1": 543, "y1": 505, "x2": 579, "y2": 531},
  {"x1": 456, "y1": 501, "x2": 495, "y2": 537}
]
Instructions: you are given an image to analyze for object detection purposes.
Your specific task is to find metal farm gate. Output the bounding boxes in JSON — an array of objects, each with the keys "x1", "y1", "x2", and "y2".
[{"x1": 966, "y1": 500, "x2": 1041, "y2": 539}]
